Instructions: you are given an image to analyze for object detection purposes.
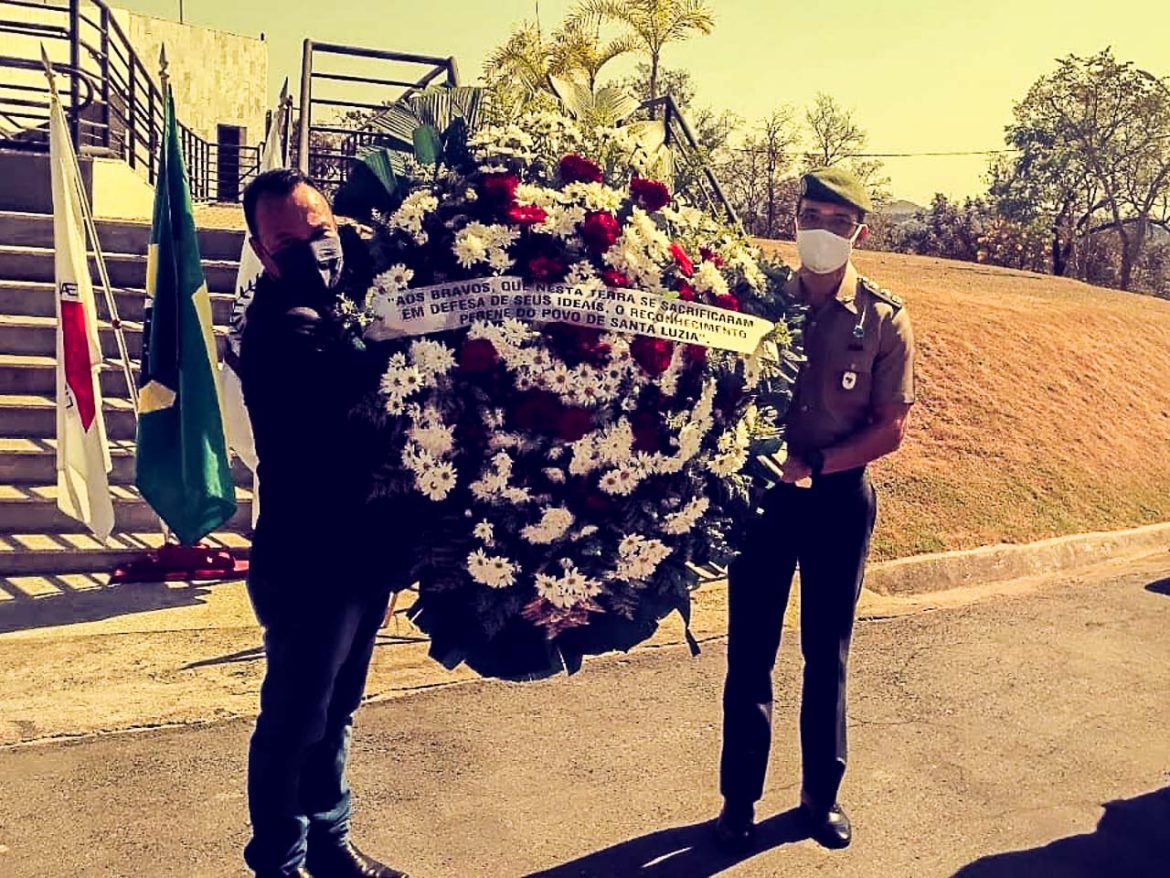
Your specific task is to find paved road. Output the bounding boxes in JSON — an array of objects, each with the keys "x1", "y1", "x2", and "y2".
[{"x1": 1, "y1": 552, "x2": 1169, "y2": 877}]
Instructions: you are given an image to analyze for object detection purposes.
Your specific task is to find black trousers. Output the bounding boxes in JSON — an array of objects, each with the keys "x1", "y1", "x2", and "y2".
[
  {"x1": 720, "y1": 468, "x2": 877, "y2": 810},
  {"x1": 243, "y1": 572, "x2": 391, "y2": 876}
]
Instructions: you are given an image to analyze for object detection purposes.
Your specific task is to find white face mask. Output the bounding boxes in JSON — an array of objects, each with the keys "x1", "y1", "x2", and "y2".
[{"x1": 796, "y1": 227, "x2": 863, "y2": 275}]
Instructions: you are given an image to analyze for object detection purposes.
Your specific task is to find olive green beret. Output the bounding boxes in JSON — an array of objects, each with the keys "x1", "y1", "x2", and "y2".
[{"x1": 800, "y1": 167, "x2": 873, "y2": 215}]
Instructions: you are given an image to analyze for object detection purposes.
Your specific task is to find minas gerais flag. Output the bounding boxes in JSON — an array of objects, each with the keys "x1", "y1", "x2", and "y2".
[
  {"x1": 135, "y1": 87, "x2": 236, "y2": 544},
  {"x1": 46, "y1": 59, "x2": 115, "y2": 542}
]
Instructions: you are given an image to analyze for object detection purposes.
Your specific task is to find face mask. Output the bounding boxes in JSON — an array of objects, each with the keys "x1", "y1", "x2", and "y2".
[
  {"x1": 796, "y1": 227, "x2": 861, "y2": 275},
  {"x1": 272, "y1": 235, "x2": 345, "y2": 293}
]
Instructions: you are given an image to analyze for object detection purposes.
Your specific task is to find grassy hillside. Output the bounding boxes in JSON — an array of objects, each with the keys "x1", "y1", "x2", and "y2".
[{"x1": 761, "y1": 241, "x2": 1170, "y2": 561}]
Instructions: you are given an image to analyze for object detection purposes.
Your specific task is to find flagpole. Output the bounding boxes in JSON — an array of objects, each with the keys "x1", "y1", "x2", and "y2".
[{"x1": 40, "y1": 47, "x2": 140, "y2": 416}]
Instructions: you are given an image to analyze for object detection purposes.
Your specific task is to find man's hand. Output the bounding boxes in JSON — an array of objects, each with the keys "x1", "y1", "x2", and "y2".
[{"x1": 779, "y1": 454, "x2": 812, "y2": 484}]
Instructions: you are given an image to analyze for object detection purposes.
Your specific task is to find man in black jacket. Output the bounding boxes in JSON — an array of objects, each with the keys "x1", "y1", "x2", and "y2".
[{"x1": 238, "y1": 168, "x2": 406, "y2": 878}]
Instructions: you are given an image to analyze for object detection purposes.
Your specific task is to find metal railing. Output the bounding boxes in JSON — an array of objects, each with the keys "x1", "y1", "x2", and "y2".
[
  {"x1": 0, "y1": 0, "x2": 258, "y2": 201},
  {"x1": 295, "y1": 39, "x2": 458, "y2": 189},
  {"x1": 643, "y1": 94, "x2": 739, "y2": 227}
]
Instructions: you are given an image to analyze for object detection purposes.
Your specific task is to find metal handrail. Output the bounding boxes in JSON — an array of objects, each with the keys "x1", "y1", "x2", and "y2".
[
  {"x1": 0, "y1": 0, "x2": 261, "y2": 201},
  {"x1": 296, "y1": 39, "x2": 458, "y2": 185},
  {"x1": 642, "y1": 94, "x2": 739, "y2": 227}
]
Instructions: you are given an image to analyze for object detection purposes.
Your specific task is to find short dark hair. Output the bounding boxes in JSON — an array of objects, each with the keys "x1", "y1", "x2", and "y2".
[{"x1": 242, "y1": 168, "x2": 322, "y2": 236}]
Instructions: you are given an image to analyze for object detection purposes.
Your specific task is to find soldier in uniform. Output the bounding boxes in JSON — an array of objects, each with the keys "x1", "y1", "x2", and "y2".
[{"x1": 715, "y1": 167, "x2": 915, "y2": 851}]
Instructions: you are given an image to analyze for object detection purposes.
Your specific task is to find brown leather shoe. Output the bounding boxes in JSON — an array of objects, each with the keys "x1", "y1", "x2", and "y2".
[{"x1": 306, "y1": 841, "x2": 409, "y2": 878}]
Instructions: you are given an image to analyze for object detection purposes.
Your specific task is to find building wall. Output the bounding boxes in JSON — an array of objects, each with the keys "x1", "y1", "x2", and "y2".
[{"x1": 112, "y1": 8, "x2": 269, "y2": 147}]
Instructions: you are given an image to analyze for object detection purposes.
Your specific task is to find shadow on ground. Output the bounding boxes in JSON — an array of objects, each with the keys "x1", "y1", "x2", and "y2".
[
  {"x1": 524, "y1": 808, "x2": 808, "y2": 878},
  {"x1": 0, "y1": 577, "x2": 231, "y2": 634},
  {"x1": 953, "y1": 786, "x2": 1170, "y2": 877},
  {"x1": 1145, "y1": 577, "x2": 1170, "y2": 597},
  {"x1": 182, "y1": 631, "x2": 428, "y2": 670}
]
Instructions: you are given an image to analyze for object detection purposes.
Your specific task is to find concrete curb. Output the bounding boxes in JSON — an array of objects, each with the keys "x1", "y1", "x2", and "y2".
[{"x1": 865, "y1": 522, "x2": 1170, "y2": 596}]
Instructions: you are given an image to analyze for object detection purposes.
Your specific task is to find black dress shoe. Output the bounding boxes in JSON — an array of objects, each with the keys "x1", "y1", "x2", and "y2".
[
  {"x1": 713, "y1": 800, "x2": 756, "y2": 853},
  {"x1": 801, "y1": 802, "x2": 852, "y2": 849},
  {"x1": 254, "y1": 868, "x2": 311, "y2": 878},
  {"x1": 306, "y1": 841, "x2": 410, "y2": 878}
]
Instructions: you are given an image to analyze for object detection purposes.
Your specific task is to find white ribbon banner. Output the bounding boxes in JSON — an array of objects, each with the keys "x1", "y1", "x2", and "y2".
[{"x1": 367, "y1": 276, "x2": 775, "y2": 354}]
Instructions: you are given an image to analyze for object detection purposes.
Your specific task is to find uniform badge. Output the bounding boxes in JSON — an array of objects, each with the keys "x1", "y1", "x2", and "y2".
[{"x1": 841, "y1": 371, "x2": 857, "y2": 390}]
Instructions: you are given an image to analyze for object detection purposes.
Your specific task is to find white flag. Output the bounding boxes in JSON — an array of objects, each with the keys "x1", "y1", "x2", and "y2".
[
  {"x1": 220, "y1": 85, "x2": 289, "y2": 527},
  {"x1": 48, "y1": 75, "x2": 115, "y2": 543}
]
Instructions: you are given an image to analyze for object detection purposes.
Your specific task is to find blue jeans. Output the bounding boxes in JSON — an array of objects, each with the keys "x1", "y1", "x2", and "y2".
[{"x1": 243, "y1": 574, "x2": 391, "y2": 876}]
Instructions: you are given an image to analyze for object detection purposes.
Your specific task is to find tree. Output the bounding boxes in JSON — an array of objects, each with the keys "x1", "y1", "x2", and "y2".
[
  {"x1": 1004, "y1": 49, "x2": 1170, "y2": 290},
  {"x1": 549, "y1": 14, "x2": 639, "y2": 92},
  {"x1": 568, "y1": 0, "x2": 715, "y2": 110},
  {"x1": 803, "y1": 92, "x2": 890, "y2": 205}
]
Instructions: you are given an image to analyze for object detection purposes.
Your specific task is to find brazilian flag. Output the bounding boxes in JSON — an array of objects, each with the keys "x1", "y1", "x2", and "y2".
[{"x1": 135, "y1": 88, "x2": 236, "y2": 544}]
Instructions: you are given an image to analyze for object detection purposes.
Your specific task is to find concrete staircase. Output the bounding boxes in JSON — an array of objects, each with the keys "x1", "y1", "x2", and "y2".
[{"x1": 0, "y1": 206, "x2": 254, "y2": 577}]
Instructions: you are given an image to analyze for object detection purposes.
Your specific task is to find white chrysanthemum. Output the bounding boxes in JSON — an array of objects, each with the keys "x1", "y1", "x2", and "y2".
[
  {"x1": 543, "y1": 467, "x2": 566, "y2": 484},
  {"x1": 662, "y1": 497, "x2": 710, "y2": 535},
  {"x1": 693, "y1": 259, "x2": 730, "y2": 296},
  {"x1": 409, "y1": 339, "x2": 456, "y2": 378},
  {"x1": 596, "y1": 420, "x2": 634, "y2": 464},
  {"x1": 569, "y1": 435, "x2": 601, "y2": 476},
  {"x1": 520, "y1": 506, "x2": 575, "y2": 544},
  {"x1": 562, "y1": 181, "x2": 624, "y2": 212},
  {"x1": 467, "y1": 549, "x2": 517, "y2": 588},
  {"x1": 409, "y1": 421, "x2": 455, "y2": 458},
  {"x1": 453, "y1": 230, "x2": 488, "y2": 269},
  {"x1": 535, "y1": 564, "x2": 601, "y2": 609},
  {"x1": 382, "y1": 365, "x2": 424, "y2": 398},
  {"x1": 708, "y1": 447, "x2": 749, "y2": 476},
  {"x1": 565, "y1": 260, "x2": 598, "y2": 287},
  {"x1": 374, "y1": 264, "x2": 414, "y2": 293},
  {"x1": 473, "y1": 521, "x2": 495, "y2": 543},
  {"x1": 416, "y1": 460, "x2": 457, "y2": 501}
]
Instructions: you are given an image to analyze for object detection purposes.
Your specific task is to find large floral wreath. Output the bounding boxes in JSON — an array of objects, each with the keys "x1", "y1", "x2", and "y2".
[{"x1": 338, "y1": 105, "x2": 801, "y2": 680}]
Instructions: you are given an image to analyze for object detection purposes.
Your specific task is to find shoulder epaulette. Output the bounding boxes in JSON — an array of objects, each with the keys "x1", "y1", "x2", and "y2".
[{"x1": 859, "y1": 276, "x2": 904, "y2": 311}]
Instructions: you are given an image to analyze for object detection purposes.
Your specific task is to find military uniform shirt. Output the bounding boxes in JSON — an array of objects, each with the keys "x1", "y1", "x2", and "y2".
[{"x1": 785, "y1": 262, "x2": 915, "y2": 455}]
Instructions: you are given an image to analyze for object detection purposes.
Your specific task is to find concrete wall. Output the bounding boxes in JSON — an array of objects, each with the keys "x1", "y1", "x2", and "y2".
[{"x1": 112, "y1": 8, "x2": 269, "y2": 147}]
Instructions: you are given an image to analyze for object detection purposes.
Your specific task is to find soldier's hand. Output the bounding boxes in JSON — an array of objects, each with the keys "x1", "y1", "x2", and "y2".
[{"x1": 780, "y1": 455, "x2": 812, "y2": 484}]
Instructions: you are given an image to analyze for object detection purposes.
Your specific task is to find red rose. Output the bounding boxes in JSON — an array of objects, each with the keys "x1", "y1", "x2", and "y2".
[
  {"x1": 581, "y1": 211, "x2": 621, "y2": 253},
  {"x1": 630, "y1": 410, "x2": 664, "y2": 453},
  {"x1": 630, "y1": 336, "x2": 674, "y2": 376},
  {"x1": 630, "y1": 177, "x2": 671, "y2": 212},
  {"x1": 557, "y1": 407, "x2": 594, "y2": 442},
  {"x1": 671, "y1": 242, "x2": 695, "y2": 277},
  {"x1": 559, "y1": 154, "x2": 604, "y2": 184},
  {"x1": 714, "y1": 293, "x2": 741, "y2": 311},
  {"x1": 601, "y1": 269, "x2": 630, "y2": 288},
  {"x1": 479, "y1": 173, "x2": 519, "y2": 212},
  {"x1": 700, "y1": 246, "x2": 726, "y2": 267},
  {"x1": 676, "y1": 281, "x2": 697, "y2": 302},
  {"x1": 506, "y1": 204, "x2": 548, "y2": 226},
  {"x1": 459, "y1": 338, "x2": 499, "y2": 372},
  {"x1": 511, "y1": 389, "x2": 563, "y2": 431},
  {"x1": 527, "y1": 254, "x2": 568, "y2": 282},
  {"x1": 684, "y1": 344, "x2": 708, "y2": 365}
]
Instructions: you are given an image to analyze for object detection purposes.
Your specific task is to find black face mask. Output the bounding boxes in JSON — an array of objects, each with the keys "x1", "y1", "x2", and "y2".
[{"x1": 272, "y1": 235, "x2": 345, "y2": 294}]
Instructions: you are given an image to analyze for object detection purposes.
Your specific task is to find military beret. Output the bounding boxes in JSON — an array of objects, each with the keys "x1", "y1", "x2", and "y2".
[{"x1": 800, "y1": 167, "x2": 873, "y2": 215}]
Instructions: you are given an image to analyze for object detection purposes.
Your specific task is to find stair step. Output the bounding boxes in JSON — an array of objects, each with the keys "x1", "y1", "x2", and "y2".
[
  {"x1": 1, "y1": 392, "x2": 139, "y2": 439},
  {"x1": 0, "y1": 531, "x2": 250, "y2": 579},
  {"x1": 0, "y1": 280, "x2": 238, "y2": 324},
  {"x1": 0, "y1": 210, "x2": 247, "y2": 261},
  {"x1": 0, "y1": 244, "x2": 239, "y2": 294},
  {"x1": 0, "y1": 436, "x2": 255, "y2": 486},
  {"x1": 0, "y1": 353, "x2": 141, "y2": 398},
  {"x1": 0, "y1": 314, "x2": 230, "y2": 359},
  {"x1": 0, "y1": 482, "x2": 253, "y2": 533}
]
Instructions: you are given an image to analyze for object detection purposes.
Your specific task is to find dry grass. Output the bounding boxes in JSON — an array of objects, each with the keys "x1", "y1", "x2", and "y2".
[{"x1": 760, "y1": 241, "x2": 1170, "y2": 561}]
